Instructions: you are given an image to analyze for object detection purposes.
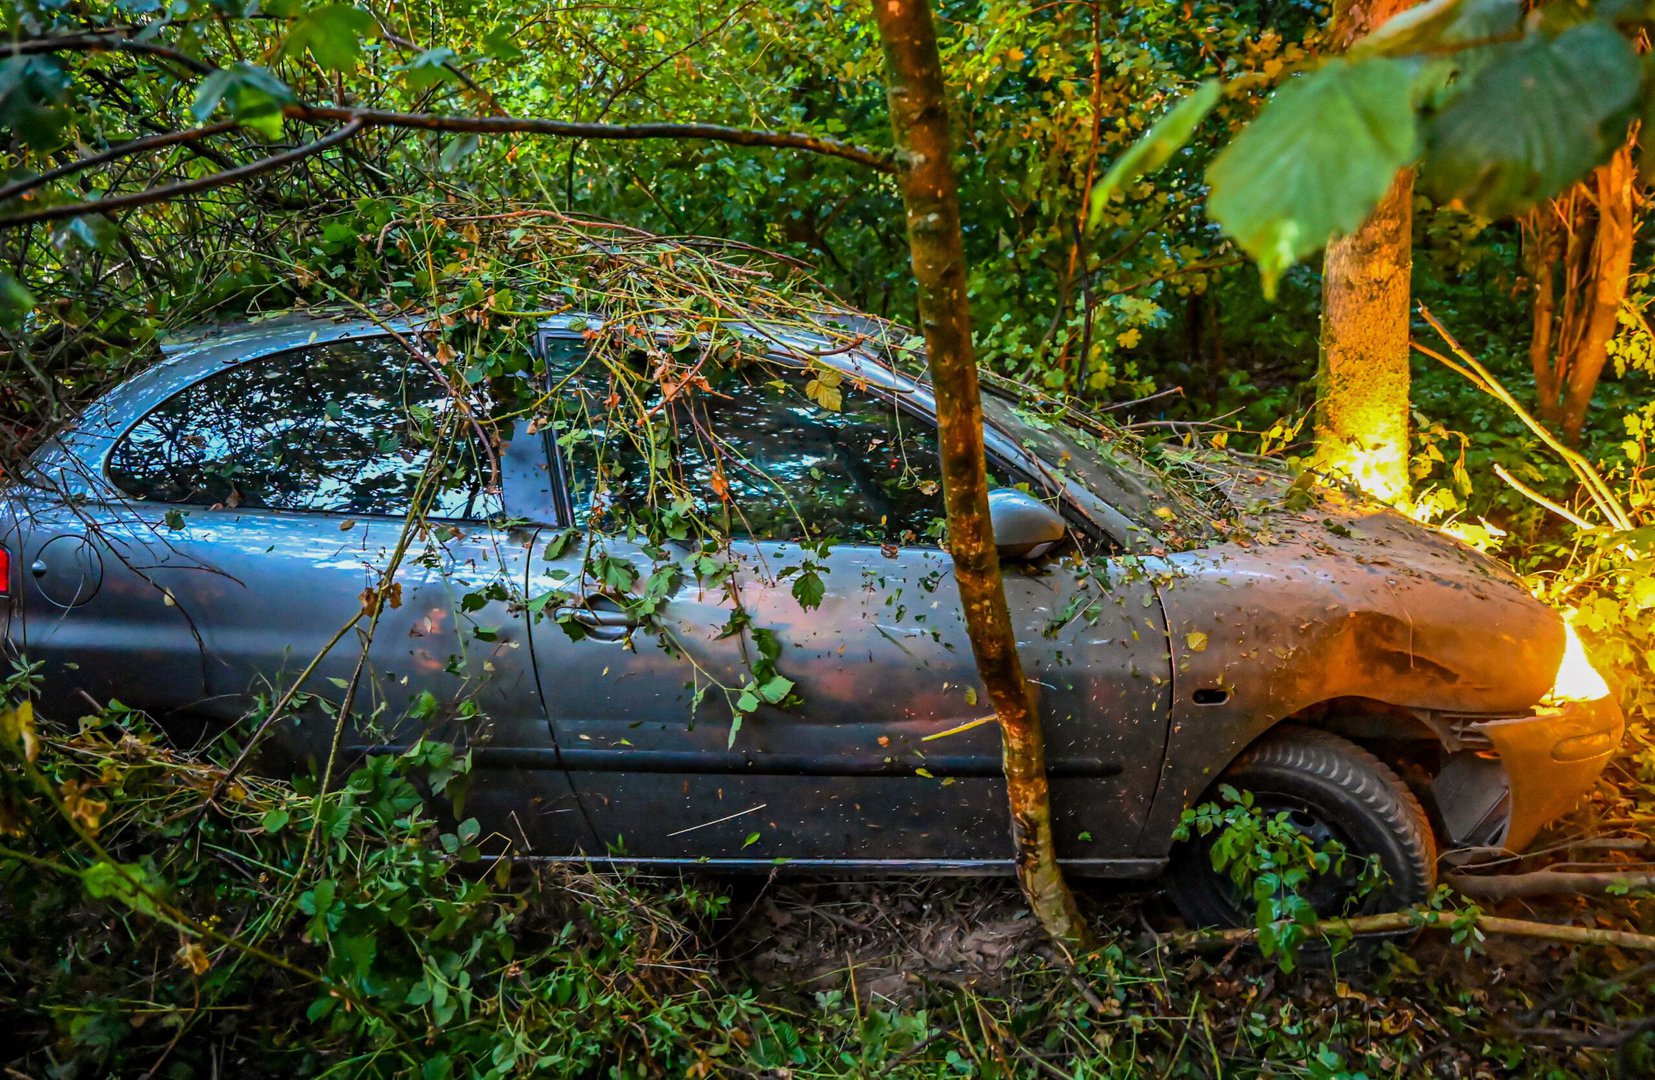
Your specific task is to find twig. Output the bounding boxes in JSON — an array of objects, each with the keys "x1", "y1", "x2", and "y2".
[
  {"x1": 1491, "y1": 463, "x2": 1596, "y2": 531},
  {"x1": 1413, "y1": 305, "x2": 1633, "y2": 530}
]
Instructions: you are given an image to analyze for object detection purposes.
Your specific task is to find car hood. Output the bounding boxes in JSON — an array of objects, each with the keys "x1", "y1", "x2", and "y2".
[{"x1": 1152, "y1": 464, "x2": 1564, "y2": 718}]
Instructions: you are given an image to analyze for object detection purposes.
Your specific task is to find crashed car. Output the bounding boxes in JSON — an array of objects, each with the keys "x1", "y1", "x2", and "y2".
[{"x1": 0, "y1": 311, "x2": 1624, "y2": 926}]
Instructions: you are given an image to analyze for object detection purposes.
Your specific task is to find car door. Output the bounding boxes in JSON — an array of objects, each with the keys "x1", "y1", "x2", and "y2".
[
  {"x1": 15, "y1": 333, "x2": 585, "y2": 850},
  {"x1": 523, "y1": 337, "x2": 1173, "y2": 868}
]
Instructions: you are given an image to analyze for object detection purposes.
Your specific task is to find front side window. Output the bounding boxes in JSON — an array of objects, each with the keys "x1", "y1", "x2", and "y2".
[
  {"x1": 108, "y1": 339, "x2": 500, "y2": 520},
  {"x1": 544, "y1": 341, "x2": 946, "y2": 545}
]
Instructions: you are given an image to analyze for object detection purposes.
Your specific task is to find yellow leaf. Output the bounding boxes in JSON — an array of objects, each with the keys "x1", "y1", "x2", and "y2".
[
  {"x1": 964, "y1": 687, "x2": 978, "y2": 706},
  {"x1": 1116, "y1": 327, "x2": 1142, "y2": 349},
  {"x1": 1185, "y1": 631, "x2": 1209, "y2": 652},
  {"x1": 176, "y1": 938, "x2": 211, "y2": 976},
  {"x1": 0, "y1": 700, "x2": 37, "y2": 762}
]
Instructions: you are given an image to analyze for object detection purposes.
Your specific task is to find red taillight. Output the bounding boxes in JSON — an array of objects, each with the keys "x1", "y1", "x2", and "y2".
[{"x1": 0, "y1": 547, "x2": 10, "y2": 597}]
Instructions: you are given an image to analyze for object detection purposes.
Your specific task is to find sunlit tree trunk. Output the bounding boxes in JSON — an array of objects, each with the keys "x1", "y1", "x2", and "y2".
[
  {"x1": 1525, "y1": 137, "x2": 1637, "y2": 445},
  {"x1": 870, "y1": 0, "x2": 1092, "y2": 954},
  {"x1": 1314, "y1": 0, "x2": 1418, "y2": 504}
]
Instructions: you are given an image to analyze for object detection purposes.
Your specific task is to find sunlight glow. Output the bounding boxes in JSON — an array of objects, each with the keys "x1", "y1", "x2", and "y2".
[
  {"x1": 1544, "y1": 619, "x2": 1612, "y2": 704},
  {"x1": 1324, "y1": 444, "x2": 1409, "y2": 505}
]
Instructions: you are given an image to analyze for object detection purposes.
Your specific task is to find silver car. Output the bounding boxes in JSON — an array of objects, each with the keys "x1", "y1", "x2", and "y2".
[{"x1": 0, "y1": 311, "x2": 1623, "y2": 925}]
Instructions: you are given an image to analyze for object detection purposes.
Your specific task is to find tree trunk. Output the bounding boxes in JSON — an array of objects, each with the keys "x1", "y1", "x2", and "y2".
[
  {"x1": 1314, "y1": 0, "x2": 1418, "y2": 504},
  {"x1": 869, "y1": 0, "x2": 1092, "y2": 955},
  {"x1": 1525, "y1": 137, "x2": 1637, "y2": 444}
]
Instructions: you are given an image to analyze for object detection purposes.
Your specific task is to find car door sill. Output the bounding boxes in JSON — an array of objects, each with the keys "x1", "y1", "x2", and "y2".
[{"x1": 352, "y1": 744, "x2": 1124, "y2": 779}]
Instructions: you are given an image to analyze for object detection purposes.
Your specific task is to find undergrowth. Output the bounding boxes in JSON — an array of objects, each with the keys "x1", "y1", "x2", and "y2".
[{"x1": 3, "y1": 686, "x2": 1654, "y2": 1078}]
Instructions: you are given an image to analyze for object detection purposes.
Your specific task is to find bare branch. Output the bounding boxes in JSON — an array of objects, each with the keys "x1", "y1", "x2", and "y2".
[
  {"x1": 3, "y1": 32, "x2": 215, "y2": 75},
  {"x1": 0, "y1": 121, "x2": 366, "y2": 228},
  {"x1": 286, "y1": 105, "x2": 896, "y2": 173},
  {"x1": 1178, "y1": 908, "x2": 1655, "y2": 953},
  {"x1": 0, "y1": 120, "x2": 241, "y2": 206},
  {"x1": 1447, "y1": 869, "x2": 1655, "y2": 901}
]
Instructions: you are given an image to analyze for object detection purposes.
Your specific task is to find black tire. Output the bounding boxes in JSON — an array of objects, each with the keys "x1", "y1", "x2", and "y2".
[{"x1": 1166, "y1": 725, "x2": 1436, "y2": 929}]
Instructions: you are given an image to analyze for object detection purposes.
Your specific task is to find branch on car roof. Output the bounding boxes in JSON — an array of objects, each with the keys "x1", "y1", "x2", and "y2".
[
  {"x1": 0, "y1": 120, "x2": 243, "y2": 207},
  {"x1": 0, "y1": 120, "x2": 367, "y2": 228}
]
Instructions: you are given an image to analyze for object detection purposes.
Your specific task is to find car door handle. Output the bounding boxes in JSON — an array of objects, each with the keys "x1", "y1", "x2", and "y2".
[
  {"x1": 553, "y1": 606, "x2": 639, "y2": 629},
  {"x1": 553, "y1": 598, "x2": 640, "y2": 642}
]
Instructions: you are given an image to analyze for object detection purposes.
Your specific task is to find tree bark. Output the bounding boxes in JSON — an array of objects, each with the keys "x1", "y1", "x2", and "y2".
[
  {"x1": 869, "y1": 0, "x2": 1092, "y2": 955},
  {"x1": 1525, "y1": 137, "x2": 1637, "y2": 444},
  {"x1": 1314, "y1": 0, "x2": 1418, "y2": 504}
]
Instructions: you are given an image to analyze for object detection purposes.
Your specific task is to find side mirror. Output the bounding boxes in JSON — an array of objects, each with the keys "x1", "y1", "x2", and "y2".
[{"x1": 987, "y1": 488, "x2": 1067, "y2": 561}]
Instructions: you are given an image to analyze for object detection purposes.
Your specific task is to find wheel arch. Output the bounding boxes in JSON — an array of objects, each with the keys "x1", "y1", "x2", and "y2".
[{"x1": 1135, "y1": 694, "x2": 1458, "y2": 859}]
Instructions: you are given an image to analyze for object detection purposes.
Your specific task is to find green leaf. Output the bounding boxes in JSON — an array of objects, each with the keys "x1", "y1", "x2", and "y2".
[
  {"x1": 1087, "y1": 79, "x2": 1221, "y2": 230},
  {"x1": 402, "y1": 47, "x2": 459, "y2": 92},
  {"x1": 1352, "y1": 0, "x2": 1521, "y2": 58},
  {"x1": 83, "y1": 859, "x2": 165, "y2": 918},
  {"x1": 790, "y1": 569, "x2": 825, "y2": 611},
  {"x1": 0, "y1": 272, "x2": 34, "y2": 332},
  {"x1": 439, "y1": 133, "x2": 481, "y2": 172},
  {"x1": 282, "y1": 5, "x2": 378, "y2": 73},
  {"x1": 1206, "y1": 57, "x2": 1421, "y2": 296},
  {"x1": 191, "y1": 62, "x2": 294, "y2": 140},
  {"x1": 1421, "y1": 21, "x2": 1640, "y2": 218},
  {"x1": 757, "y1": 674, "x2": 794, "y2": 705}
]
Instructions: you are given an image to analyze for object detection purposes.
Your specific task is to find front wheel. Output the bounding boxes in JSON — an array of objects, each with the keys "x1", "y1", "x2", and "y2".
[{"x1": 1166, "y1": 725, "x2": 1437, "y2": 929}]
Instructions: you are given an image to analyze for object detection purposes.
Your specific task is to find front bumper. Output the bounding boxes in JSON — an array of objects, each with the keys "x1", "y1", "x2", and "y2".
[{"x1": 1434, "y1": 696, "x2": 1625, "y2": 852}]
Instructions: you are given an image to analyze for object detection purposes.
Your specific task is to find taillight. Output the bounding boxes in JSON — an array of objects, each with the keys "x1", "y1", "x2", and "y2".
[{"x1": 0, "y1": 547, "x2": 10, "y2": 597}]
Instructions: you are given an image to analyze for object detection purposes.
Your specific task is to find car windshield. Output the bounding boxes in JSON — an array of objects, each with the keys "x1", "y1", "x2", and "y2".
[{"x1": 979, "y1": 392, "x2": 1219, "y2": 538}]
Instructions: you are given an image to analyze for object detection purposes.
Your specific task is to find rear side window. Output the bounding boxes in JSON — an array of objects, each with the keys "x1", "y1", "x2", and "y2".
[{"x1": 107, "y1": 339, "x2": 500, "y2": 520}]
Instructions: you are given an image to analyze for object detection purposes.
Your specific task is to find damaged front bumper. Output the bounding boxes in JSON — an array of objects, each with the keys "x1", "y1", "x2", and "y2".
[{"x1": 1431, "y1": 696, "x2": 1625, "y2": 852}]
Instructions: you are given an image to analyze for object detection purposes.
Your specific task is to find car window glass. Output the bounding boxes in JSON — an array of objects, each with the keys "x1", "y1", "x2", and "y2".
[
  {"x1": 107, "y1": 338, "x2": 500, "y2": 520},
  {"x1": 542, "y1": 339, "x2": 946, "y2": 545}
]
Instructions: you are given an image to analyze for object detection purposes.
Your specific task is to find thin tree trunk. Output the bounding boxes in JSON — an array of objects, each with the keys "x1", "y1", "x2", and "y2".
[
  {"x1": 1525, "y1": 137, "x2": 1638, "y2": 444},
  {"x1": 869, "y1": 0, "x2": 1092, "y2": 955},
  {"x1": 1560, "y1": 141, "x2": 1636, "y2": 441},
  {"x1": 1315, "y1": 0, "x2": 1418, "y2": 504}
]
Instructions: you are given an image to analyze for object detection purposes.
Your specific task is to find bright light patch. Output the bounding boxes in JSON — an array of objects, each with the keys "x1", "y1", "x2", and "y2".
[{"x1": 1545, "y1": 620, "x2": 1611, "y2": 704}]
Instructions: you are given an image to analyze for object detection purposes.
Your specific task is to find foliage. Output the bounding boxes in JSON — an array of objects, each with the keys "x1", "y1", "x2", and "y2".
[
  {"x1": 8, "y1": 694, "x2": 1655, "y2": 1077},
  {"x1": 1175, "y1": 786, "x2": 1384, "y2": 972}
]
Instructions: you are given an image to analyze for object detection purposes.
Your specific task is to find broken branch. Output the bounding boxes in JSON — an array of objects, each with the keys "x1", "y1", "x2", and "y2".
[{"x1": 1446, "y1": 870, "x2": 1655, "y2": 901}]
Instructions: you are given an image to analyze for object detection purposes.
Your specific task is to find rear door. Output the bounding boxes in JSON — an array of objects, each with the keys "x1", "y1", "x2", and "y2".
[{"x1": 523, "y1": 338, "x2": 1172, "y2": 867}]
